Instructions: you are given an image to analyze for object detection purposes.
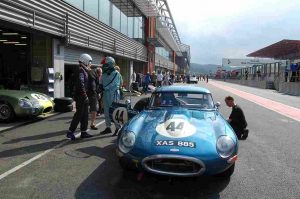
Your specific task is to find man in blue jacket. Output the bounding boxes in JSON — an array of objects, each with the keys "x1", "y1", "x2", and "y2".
[
  {"x1": 143, "y1": 72, "x2": 151, "y2": 94},
  {"x1": 100, "y1": 56, "x2": 121, "y2": 135}
]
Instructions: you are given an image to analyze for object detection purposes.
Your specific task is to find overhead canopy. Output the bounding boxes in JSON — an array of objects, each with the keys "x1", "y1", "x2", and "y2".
[
  {"x1": 247, "y1": 40, "x2": 300, "y2": 59},
  {"x1": 111, "y1": 0, "x2": 138, "y2": 17},
  {"x1": 112, "y1": 0, "x2": 187, "y2": 56},
  {"x1": 132, "y1": 0, "x2": 159, "y2": 16},
  {"x1": 111, "y1": 0, "x2": 158, "y2": 17}
]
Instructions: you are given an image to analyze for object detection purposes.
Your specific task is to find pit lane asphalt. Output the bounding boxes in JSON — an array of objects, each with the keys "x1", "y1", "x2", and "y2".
[{"x1": 0, "y1": 81, "x2": 299, "y2": 199}]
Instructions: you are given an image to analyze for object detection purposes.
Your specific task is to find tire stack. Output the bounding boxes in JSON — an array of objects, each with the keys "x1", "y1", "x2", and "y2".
[{"x1": 54, "y1": 97, "x2": 74, "y2": 112}]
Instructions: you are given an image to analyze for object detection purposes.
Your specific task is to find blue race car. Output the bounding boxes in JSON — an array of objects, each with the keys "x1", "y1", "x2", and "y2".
[{"x1": 110, "y1": 86, "x2": 238, "y2": 178}]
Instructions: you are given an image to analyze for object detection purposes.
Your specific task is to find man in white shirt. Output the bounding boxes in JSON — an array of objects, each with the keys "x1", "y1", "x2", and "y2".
[
  {"x1": 157, "y1": 71, "x2": 163, "y2": 87},
  {"x1": 130, "y1": 71, "x2": 136, "y2": 91},
  {"x1": 131, "y1": 71, "x2": 136, "y2": 82}
]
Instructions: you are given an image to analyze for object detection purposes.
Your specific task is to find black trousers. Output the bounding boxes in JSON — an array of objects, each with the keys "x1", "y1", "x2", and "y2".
[
  {"x1": 231, "y1": 124, "x2": 243, "y2": 138},
  {"x1": 69, "y1": 98, "x2": 89, "y2": 132}
]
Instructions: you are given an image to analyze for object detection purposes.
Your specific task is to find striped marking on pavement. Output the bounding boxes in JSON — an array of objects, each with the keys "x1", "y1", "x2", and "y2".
[
  {"x1": 0, "y1": 120, "x2": 105, "y2": 181},
  {"x1": 209, "y1": 81, "x2": 300, "y2": 122}
]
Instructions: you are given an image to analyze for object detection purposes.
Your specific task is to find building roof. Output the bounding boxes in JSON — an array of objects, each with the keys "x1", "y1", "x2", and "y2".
[
  {"x1": 155, "y1": 86, "x2": 211, "y2": 93},
  {"x1": 247, "y1": 40, "x2": 300, "y2": 59}
]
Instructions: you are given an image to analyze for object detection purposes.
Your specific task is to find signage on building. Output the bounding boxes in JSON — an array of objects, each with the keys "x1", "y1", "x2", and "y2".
[{"x1": 222, "y1": 58, "x2": 285, "y2": 67}]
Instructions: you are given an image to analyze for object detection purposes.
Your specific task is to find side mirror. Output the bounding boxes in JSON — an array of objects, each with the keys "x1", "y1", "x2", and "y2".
[
  {"x1": 215, "y1": 102, "x2": 221, "y2": 108},
  {"x1": 125, "y1": 99, "x2": 131, "y2": 109}
]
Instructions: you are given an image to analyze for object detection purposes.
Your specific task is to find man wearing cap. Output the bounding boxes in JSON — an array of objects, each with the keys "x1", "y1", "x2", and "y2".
[{"x1": 67, "y1": 54, "x2": 93, "y2": 140}]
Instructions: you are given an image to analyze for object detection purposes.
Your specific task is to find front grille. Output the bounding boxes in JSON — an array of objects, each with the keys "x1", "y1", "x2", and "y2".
[{"x1": 143, "y1": 155, "x2": 205, "y2": 176}]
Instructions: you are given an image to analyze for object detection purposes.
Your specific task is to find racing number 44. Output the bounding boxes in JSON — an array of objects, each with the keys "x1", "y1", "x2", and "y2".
[
  {"x1": 114, "y1": 109, "x2": 124, "y2": 125},
  {"x1": 166, "y1": 121, "x2": 184, "y2": 131}
]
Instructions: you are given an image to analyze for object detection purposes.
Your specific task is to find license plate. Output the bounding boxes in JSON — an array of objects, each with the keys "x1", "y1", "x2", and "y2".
[{"x1": 155, "y1": 140, "x2": 196, "y2": 148}]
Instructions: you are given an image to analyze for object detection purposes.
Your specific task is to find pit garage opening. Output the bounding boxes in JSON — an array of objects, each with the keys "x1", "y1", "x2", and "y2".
[
  {"x1": 0, "y1": 27, "x2": 52, "y2": 94},
  {"x1": 0, "y1": 28, "x2": 30, "y2": 90}
]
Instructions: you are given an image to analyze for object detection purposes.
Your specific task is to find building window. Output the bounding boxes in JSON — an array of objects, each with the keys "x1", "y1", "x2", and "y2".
[
  {"x1": 112, "y1": 5, "x2": 121, "y2": 31},
  {"x1": 134, "y1": 17, "x2": 139, "y2": 38},
  {"x1": 121, "y1": 12, "x2": 128, "y2": 36},
  {"x1": 156, "y1": 47, "x2": 171, "y2": 61},
  {"x1": 128, "y1": 17, "x2": 134, "y2": 38},
  {"x1": 65, "y1": 0, "x2": 144, "y2": 40},
  {"x1": 65, "y1": 0, "x2": 84, "y2": 10},
  {"x1": 138, "y1": 17, "x2": 143, "y2": 39},
  {"x1": 84, "y1": 0, "x2": 99, "y2": 19},
  {"x1": 99, "y1": 0, "x2": 110, "y2": 25}
]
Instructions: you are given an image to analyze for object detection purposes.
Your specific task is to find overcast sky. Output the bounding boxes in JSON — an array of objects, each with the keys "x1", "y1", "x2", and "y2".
[{"x1": 168, "y1": 0, "x2": 300, "y2": 64}]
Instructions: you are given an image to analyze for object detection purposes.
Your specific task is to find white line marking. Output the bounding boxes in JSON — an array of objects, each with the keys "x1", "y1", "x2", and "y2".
[{"x1": 0, "y1": 120, "x2": 105, "y2": 181}]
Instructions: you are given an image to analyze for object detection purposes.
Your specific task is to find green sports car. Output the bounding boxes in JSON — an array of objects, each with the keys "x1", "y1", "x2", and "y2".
[{"x1": 0, "y1": 90, "x2": 54, "y2": 122}]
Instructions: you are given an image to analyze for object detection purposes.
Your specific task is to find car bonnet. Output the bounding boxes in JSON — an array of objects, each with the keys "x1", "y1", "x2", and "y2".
[{"x1": 129, "y1": 108, "x2": 227, "y2": 155}]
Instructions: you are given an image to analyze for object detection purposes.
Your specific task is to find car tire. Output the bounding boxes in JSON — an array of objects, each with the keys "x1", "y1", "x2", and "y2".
[
  {"x1": 0, "y1": 102, "x2": 15, "y2": 123},
  {"x1": 53, "y1": 97, "x2": 73, "y2": 106},
  {"x1": 216, "y1": 163, "x2": 235, "y2": 178},
  {"x1": 54, "y1": 104, "x2": 73, "y2": 112},
  {"x1": 133, "y1": 97, "x2": 150, "y2": 112}
]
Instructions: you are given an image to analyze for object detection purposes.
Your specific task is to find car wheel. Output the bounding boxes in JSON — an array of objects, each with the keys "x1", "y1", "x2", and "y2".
[
  {"x1": 0, "y1": 103, "x2": 15, "y2": 122},
  {"x1": 216, "y1": 163, "x2": 235, "y2": 178},
  {"x1": 53, "y1": 97, "x2": 73, "y2": 106},
  {"x1": 54, "y1": 104, "x2": 73, "y2": 112}
]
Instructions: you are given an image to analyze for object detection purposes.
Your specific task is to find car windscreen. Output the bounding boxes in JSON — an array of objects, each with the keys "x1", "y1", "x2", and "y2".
[{"x1": 150, "y1": 92, "x2": 215, "y2": 109}]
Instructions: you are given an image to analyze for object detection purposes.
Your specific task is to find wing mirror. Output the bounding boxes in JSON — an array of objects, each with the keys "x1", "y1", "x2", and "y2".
[{"x1": 215, "y1": 102, "x2": 221, "y2": 109}]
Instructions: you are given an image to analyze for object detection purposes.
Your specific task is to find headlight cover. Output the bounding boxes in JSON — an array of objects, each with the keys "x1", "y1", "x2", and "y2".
[
  {"x1": 19, "y1": 99, "x2": 32, "y2": 108},
  {"x1": 216, "y1": 136, "x2": 235, "y2": 158},
  {"x1": 119, "y1": 131, "x2": 136, "y2": 154}
]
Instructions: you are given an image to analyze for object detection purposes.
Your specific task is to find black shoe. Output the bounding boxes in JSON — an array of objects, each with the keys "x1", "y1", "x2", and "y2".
[
  {"x1": 243, "y1": 129, "x2": 249, "y2": 139},
  {"x1": 241, "y1": 133, "x2": 248, "y2": 140},
  {"x1": 90, "y1": 125, "x2": 98, "y2": 130},
  {"x1": 80, "y1": 132, "x2": 93, "y2": 139},
  {"x1": 100, "y1": 127, "x2": 112, "y2": 135},
  {"x1": 112, "y1": 128, "x2": 119, "y2": 136},
  {"x1": 236, "y1": 134, "x2": 242, "y2": 140},
  {"x1": 66, "y1": 131, "x2": 76, "y2": 141}
]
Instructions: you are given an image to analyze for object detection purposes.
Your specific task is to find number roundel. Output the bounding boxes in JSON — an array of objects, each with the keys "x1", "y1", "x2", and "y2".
[
  {"x1": 31, "y1": 93, "x2": 47, "y2": 101},
  {"x1": 156, "y1": 119, "x2": 196, "y2": 138},
  {"x1": 112, "y1": 107, "x2": 128, "y2": 126}
]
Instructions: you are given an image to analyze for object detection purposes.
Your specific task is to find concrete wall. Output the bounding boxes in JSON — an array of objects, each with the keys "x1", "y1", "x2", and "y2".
[
  {"x1": 279, "y1": 82, "x2": 300, "y2": 96},
  {"x1": 221, "y1": 75, "x2": 300, "y2": 96},
  {"x1": 222, "y1": 79, "x2": 268, "y2": 89}
]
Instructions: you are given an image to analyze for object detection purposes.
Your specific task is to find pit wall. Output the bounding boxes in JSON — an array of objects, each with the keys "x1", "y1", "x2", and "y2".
[{"x1": 217, "y1": 73, "x2": 300, "y2": 96}]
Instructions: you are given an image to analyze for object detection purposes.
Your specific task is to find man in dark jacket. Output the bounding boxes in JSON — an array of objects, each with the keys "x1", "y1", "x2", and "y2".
[
  {"x1": 88, "y1": 68, "x2": 99, "y2": 130},
  {"x1": 225, "y1": 96, "x2": 248, "y2": 140},
  {"x1": 67, "y1": 54, "x2": 93, "y2": 140}
]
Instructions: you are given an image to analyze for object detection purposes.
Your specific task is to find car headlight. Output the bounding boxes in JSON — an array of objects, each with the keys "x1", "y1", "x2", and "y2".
[
  {"x1": 216, "y1": 136, "x2": 235, "y2": 158},
  {"x1": 119, "y1": 131, "x2": 136, "y2": 154},
  {"x1": 19, "y1": 99, "x2": 32, "y2": 108}
]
